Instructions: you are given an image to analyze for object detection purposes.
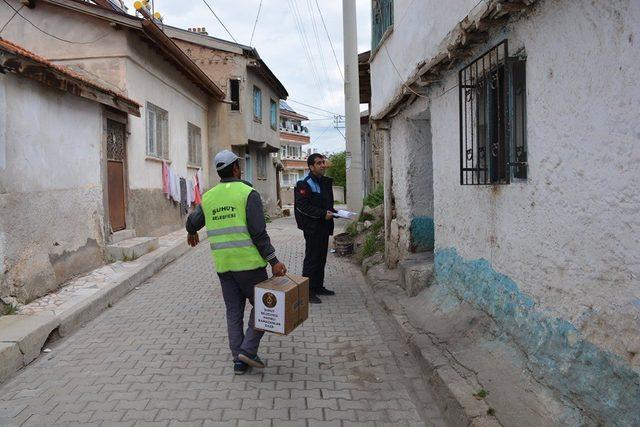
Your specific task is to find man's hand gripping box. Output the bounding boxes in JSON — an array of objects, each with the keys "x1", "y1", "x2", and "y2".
[{"x1": 254, "y1": 275, "x2": 309, "y2": 335}]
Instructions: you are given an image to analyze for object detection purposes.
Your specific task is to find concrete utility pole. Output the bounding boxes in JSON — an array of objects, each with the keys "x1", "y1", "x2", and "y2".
[{"x1": 342, "y1": 0, "x2": 363, "y2": 213}]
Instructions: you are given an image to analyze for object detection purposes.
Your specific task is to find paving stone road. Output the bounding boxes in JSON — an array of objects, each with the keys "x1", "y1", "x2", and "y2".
[{"x1": 0, "y1": 216, "x2": 445, "y2": 426}]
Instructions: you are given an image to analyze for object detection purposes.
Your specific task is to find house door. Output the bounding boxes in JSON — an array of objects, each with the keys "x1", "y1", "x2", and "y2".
[{"x1": 106, "y1": 119, "x2": 127, "y2": 232}]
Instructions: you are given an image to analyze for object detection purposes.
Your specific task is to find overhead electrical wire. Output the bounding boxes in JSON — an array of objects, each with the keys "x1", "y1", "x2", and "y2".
[
  {"x1": 2, "y1": 0, "x2": 111, "y2": 44},
  {"x1": 305, "y1": 0, "x2": 330, "y2": 93},
  {"x1": 201, "y1": 0, "x2": 238, "y2": 44},
  {"x1": 288, "y1": 99, "x2": 340, "y2": 116},
  {"x1": 312, "y1": 123, "x2": 334, "y2": 143},
  {"x1": 0, "y1": 3, "x2": 24, "y2": 34},
  {"x1": 313, "y1": 0, "x2": 344, "y2": 81},
  {"x1": 289, "y1": 0, "x2": 322, "y2": 93},
  {"x1": 289, "y1": 0, "x2": 325, "y2": 97},
  {"x1": 249, "y1": 0, "x2": 263, "y2": 46}
]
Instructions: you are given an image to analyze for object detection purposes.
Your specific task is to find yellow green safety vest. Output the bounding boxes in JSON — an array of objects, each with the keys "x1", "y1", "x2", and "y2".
[{"x1": 202, "y1": 181, "x2": 267, "y2": 273}]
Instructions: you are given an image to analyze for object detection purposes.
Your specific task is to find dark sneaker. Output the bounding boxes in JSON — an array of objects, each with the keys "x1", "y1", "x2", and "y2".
[
  {"x1": 316, "y1": 287, "x2": 335, "y2": 296},
  {"x1": 309, "y1": 293, "x2": 322, "y2": 304},
  {"x1": 234, "y1": 361, "x2": 248, "y2": 375},
  {"x1": 238, "y1": 351, "x2": 266, "y2": 369}
]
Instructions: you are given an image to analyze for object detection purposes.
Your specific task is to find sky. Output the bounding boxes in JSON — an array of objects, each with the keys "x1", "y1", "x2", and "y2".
[{"x1": 141, "y1": 0, "x2": 372, "y2": 154}]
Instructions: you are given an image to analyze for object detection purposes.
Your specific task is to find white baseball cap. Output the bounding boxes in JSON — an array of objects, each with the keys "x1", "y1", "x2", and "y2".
[{"x1": 214, "y1": 150, "x2": 239, "y2": 171}]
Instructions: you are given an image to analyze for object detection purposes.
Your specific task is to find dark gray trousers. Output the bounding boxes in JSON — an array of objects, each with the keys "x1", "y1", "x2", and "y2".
[{"x1": 217, "y1": 267, "x2": 268, "y2": 362}]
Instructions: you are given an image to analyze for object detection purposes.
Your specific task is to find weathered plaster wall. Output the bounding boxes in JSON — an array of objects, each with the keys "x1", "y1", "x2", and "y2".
[
  {"x1": 0, "y1": 74, "x2": 105, "y2": 303},
  {"x1": 425, "y1": 0, "x2": 640, "y2": 422},
  {"x1": 173, "y1": 39, "x2": 282, "y2": 214},
  {"x1": 244, "y1": 71, "x2": 281, "y2": 215},
  {"x1": 123, "y1": 43, "x2": 209, "y2": 235},
  {"x1": 0, "y1": 2, "x2": 214, "y2": 237},
  {"x1": 0, "y1": 1, "x2": 127, "y2": 62},
  {"x1": 386, "y1": 99, "x2": 434, "y2": 264},
  {"x1": 369, "y1": 0, "x2": 476, "y2": 117},
  {"x1": 173, "y1": 39, "x2": 247, "y2": 152},
  {"x1": 246, "y1": 146, "x2": 280, "y2": 217}
]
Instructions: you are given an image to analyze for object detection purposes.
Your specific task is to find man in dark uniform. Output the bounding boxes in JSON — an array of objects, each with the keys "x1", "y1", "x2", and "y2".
[{"x1": 294, "y1": 153, "x2": 337, "y2": 304}]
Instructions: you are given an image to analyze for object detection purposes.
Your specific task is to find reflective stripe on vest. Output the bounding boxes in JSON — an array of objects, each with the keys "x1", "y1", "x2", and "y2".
[
  {"x1": 207, "y1": 226, "x2": 249, "y2": 236},
  {"x1": 210, "y1": 240, "x2": 254, "y2": 250},
  {"x1": 201, "y1": 181, "x2": 267, "y2": 273}
]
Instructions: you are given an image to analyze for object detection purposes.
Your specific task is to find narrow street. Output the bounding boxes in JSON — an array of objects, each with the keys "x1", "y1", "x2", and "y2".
[{"x1": 0, "y1": 216, "x2": 444, "y2": 426}]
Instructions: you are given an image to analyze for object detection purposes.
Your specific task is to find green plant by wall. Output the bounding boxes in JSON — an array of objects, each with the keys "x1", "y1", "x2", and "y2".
[
  {"x1": 1, "y1": 302, "x2": 18, "y2": 316},
  {"x1": 357, "y1": 229, "x2": 385, "y2": 262},
  {"x1": 345, "y1": 221, "x2": 359, "y2": 237},
  {"x1": 363, "y1": 184, "x2": 384, "y2": 208},
  {"x1": 370, "y1": 219, "x2": 384, "y2": 234},
  {"x1": 359, "y1": 212, "x2": 375, "y2": 222}
]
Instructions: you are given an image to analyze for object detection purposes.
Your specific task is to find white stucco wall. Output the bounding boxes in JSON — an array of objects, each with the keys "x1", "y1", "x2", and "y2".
[
  {"x1": 0, "y1": 73, "x2": 105, "y2": 302},
  {"x1": 0, "y1": 1, "x2": 127, "y2": 63},
  {"x1": 429, "y1": 0, "x2": 640, "y2": 360},
  {"x1": 369, "y1": 0, "x2": 477, "y2": 116},
  {"x1": 124, "y1": 41, "x2": 209, "y2": 191}
]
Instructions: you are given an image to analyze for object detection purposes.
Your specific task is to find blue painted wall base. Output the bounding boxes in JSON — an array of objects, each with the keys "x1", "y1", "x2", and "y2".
[
  {"x1": 410, "y1": 217, "x2": 434, "y2": 251},
  {"x1": 435, "y1": 248, "x2": 640, "y2": 426}
]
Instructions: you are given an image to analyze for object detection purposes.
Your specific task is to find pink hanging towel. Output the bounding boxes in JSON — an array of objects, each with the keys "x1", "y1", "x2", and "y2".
[
  {"x1": 193, "y1": 169, "x2": 202, "y2": 205},
  {"x1": 162, "y1": 161, "x2": 170, "y2": 198}
]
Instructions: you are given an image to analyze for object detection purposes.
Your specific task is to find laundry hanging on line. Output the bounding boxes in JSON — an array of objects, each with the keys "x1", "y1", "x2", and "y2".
[{"x1": 163, "y1": 164, "x2": 203, "y2": 208}]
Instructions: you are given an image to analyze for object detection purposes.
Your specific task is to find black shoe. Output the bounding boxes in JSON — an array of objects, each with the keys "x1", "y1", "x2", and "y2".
[
  {"x1": 238, "y1": 351, "x2": 266, "y2": 369},
  {"x1": 316, "y1": 287, "x2": 335, "y2": 296},
  {"x1": 309, "y1": 293, "x2": 322, "y2": 304},
  {"x1": 234, "y1": 361, "x2": 249, "y2": 375}
]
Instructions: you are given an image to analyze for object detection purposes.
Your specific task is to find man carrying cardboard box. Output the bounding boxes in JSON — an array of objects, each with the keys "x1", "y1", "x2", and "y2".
[{"x1": 186, "y1": 150, "x2": 287, "y2": 375}]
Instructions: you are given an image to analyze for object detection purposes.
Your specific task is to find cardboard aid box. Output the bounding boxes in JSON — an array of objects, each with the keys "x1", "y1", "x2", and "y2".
[{"x1": 254, "y1": 274, "x2": 309, "y2": 335}]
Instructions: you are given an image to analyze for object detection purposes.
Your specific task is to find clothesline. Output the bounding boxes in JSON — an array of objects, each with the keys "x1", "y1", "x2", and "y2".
[{"x1": 161, "y1": 161, "x2": 203, "y2": 215}]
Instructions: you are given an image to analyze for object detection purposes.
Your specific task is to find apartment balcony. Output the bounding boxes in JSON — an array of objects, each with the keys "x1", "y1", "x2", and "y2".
[
  {"x1": 281, "y1": 157, "x2": 308, "y2": 169},
  {"x1": 279, "y1": 125, "x2": 309, "y2": 136},
  {"x1": 280, "y1": 129, "x2": 310, "y2": 145}
]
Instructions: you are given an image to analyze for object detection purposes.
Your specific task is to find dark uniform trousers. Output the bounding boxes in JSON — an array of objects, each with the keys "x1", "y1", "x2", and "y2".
[{"x1": 302, "y1": 231, "x2": 330, "y2": 292}]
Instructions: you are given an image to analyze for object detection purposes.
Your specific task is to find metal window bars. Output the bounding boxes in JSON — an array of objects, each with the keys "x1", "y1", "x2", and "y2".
[
  {"x1": 459, "y1": 40, "x2": 509, "y2": 185},
  {"x1": 459, "y1": 40, "x2": 528, "y2": 186}
]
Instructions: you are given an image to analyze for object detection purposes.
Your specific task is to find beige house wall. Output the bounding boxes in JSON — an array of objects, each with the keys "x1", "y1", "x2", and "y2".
[
  {"x1": 173, "y1": 38, "x2": 283, "y2": 216},
  {"x1": 0, "y1": 0, "x2": 216, "y2": 238}
]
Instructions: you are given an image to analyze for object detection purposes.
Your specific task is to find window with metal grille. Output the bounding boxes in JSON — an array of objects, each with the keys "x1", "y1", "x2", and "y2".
[
  {"x1": 187, "y1": 123, "x2": 202, "y2": 167},
  {"x1": 459, "y1": 40, "x2": 527, "y2": 185},
  {"x1": 372, "y1": 0, "x2": 393, "y2": 50},
  {"x1": 257, "y1": 150, "x2": 268, "y2": 179},
  {"x1": 146, "y1": 102, "x2": 169, "y2": 159},
  {"x1": 253, "y1": 86, "x2": 262, "y2": 122},
  {"x1": 230, "y1": 79, "x2": 240, "y2": 111}
]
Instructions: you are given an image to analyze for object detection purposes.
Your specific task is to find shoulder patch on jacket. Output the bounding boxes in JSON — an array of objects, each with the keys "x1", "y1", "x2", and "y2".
[{"x1": 296, "y1": 182, "x2": 310, "y2": 197}]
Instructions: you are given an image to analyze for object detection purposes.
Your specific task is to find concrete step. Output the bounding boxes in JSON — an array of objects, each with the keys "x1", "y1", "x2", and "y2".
[
  {"x1": 107, "y1": 237, "x2": 158, "y2": 262},
  {"x1": 398, "y1": 251, "x2": 435, "y2": 297},
  {"x1": 110, "y1": 229, "x2": 136, "y2": 244}
]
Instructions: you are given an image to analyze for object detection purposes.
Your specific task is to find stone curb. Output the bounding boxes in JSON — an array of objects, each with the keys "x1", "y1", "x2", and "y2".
[
  {"x1": 0, "y1": 229, "x2": 206, "y2": 385},
  {"x1": 361, "y1": 261, "x2": 501, "y2": 427}
]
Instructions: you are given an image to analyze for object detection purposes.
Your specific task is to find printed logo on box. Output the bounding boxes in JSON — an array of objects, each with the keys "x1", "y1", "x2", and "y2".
[
  {"x1": 255, "y1": 288, "x2": 285, "y2": 334},
  {"x1": 262, "y1": 292, "x2": 277, "y2": 308}
]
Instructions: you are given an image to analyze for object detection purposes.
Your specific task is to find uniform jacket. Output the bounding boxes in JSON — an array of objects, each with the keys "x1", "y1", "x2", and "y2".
[
  {"x1": 186, "y1": 178, "x2": 279, "y2": 266},
  {"x1": 294, "y1": 173, "x2": 337, "y2": 235}
]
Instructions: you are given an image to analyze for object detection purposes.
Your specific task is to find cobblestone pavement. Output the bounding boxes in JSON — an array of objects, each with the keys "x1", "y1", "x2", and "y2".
[{"x1": 0, "y1": 217, "x2": 445, "y2": 426}]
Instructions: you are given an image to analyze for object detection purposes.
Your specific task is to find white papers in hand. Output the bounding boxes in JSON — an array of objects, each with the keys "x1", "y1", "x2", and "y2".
[{"x1": 334, "y1": 210, "x2": 357, "y2": 219}]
